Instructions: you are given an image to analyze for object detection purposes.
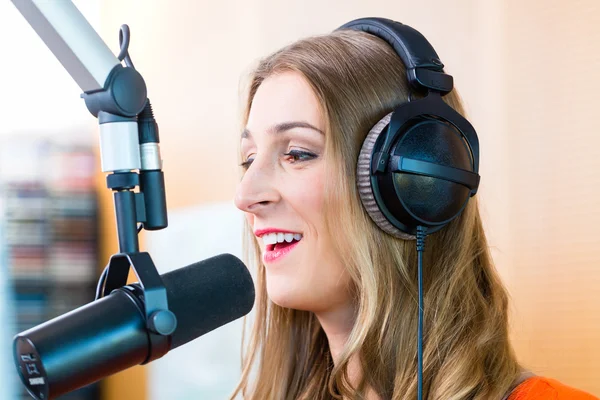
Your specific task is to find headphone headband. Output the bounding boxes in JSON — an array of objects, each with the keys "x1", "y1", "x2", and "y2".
[{"x1": 337, "y1": 17, "x2": 454, "y2": 94}]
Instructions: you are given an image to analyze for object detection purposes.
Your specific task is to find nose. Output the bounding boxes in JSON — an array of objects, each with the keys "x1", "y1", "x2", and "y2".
[{"x1": 234, "y1": 158, "x2": 280, "y2": 214}]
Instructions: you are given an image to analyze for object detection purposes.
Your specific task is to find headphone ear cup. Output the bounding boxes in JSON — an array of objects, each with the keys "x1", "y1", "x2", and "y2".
[{"x1": 357, "y1": 112, "x2": 416, "y2": 240}]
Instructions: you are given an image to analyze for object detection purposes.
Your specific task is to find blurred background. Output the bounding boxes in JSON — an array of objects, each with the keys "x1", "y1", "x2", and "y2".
[{"x1": 0, "y1": 0, "x2": 599, "y2": 399}]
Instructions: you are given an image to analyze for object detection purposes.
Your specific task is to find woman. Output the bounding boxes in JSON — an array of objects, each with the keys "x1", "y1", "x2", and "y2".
[{"x1": 232, "y1": 18, "x2": 597, "y2": 400}]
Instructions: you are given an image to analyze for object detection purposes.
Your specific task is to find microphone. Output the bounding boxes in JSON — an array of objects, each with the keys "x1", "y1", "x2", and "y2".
[{"x1": 13, "y1": 253, "x2": 255, "y2": 400}]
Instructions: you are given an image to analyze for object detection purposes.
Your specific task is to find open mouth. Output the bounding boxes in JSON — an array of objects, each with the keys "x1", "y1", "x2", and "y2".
[
  {"x1": 260, "y1": 232, "x2": 303, "y2": 263},
  {"x1": 266, "y1": 238, "x2": 302, "y2": 252}
]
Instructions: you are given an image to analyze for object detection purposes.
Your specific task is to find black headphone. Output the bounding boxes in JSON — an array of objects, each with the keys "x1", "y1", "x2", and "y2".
[{"x1": 336, "y1": 18, "x2": 481, "y2": 240}]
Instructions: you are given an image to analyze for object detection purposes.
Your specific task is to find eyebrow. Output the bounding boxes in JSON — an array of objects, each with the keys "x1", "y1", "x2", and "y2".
[{"x1": 241, "y1": 121, "x2": 324, "y2": 139}]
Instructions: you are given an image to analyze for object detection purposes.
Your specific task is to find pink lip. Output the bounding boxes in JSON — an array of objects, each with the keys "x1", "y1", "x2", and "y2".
[{"x1": 263, "y1": 240, "x2": 301, "y2": 264}]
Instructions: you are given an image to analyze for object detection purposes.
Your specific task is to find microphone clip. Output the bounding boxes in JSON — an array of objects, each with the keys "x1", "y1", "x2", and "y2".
[{"x1": 96, "y1": 252, "x2": 177, "y2": 363}]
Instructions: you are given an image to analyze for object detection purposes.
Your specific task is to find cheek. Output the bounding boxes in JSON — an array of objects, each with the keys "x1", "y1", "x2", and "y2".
[
  {"x1": 262, "y1": 163, "x2": 354, "y2": 310},
  {"x1": 268, "y1": 174, "x2": 354, "y2": 311},
  {"x1": 287, "y1": 168, "x2": 326, "y2": 223}
]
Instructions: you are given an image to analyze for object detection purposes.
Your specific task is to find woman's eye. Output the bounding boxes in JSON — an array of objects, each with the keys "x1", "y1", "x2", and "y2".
[
  {"x1": 283, "y1": 150, "x2": 317, "y2": 163},
  {"x1": 239, "y1": 150, "x2": 317, "y2": 170},
  {"x1": 239, "y1": 155, "x2": 255, "y2": 170}
]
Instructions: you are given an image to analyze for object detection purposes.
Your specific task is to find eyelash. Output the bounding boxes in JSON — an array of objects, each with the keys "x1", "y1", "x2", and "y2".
[{"x1": 239, "y1": 150, "x2": 317, "y2": 170}]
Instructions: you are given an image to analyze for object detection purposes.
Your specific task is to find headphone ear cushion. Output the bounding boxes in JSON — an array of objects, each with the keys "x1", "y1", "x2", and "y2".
[{"x1": 357, "y1": 112, "x2": 416, "y2": 240}]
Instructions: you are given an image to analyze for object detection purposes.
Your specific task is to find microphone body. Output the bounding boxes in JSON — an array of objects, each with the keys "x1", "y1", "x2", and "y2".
[{"x1": 14, "y1": 254, "x2": 255, "y2": 400}]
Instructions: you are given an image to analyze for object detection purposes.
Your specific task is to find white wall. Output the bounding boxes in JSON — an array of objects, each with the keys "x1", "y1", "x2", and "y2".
[{"x1": 0, "y1": 0, "x2": 101, "y2": 143}]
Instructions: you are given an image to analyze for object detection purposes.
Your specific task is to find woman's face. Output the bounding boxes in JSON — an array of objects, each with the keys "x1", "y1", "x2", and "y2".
[{"x1": 235, "y1": 71, "x2": 353, "y2": 313}]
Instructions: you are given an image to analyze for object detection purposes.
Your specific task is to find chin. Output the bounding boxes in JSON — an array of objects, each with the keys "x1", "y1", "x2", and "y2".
[{"x1": 265, "y1": 276, "x2": 314, "y2": 311}]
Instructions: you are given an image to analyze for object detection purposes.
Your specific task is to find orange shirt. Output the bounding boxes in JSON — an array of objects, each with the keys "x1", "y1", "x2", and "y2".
[{"x1": 508, "y1": 377, "x2": 598, "y2": 400}]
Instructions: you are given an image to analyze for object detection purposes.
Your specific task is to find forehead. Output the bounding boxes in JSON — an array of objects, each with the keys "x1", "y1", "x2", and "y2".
[{"x1": 246, "y1": 71, "x2": 324, "y2": 134}]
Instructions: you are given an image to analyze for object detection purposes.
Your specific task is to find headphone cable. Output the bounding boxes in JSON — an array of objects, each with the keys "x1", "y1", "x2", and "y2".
[{"x1": 416, "y1": 225, "x2": 427, "y2": 400}]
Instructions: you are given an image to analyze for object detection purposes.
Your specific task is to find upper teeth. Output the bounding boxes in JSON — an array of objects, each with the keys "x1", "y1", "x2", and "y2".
[{"x1": 261, "y1": 232, "x2": 302, "y2": 245}]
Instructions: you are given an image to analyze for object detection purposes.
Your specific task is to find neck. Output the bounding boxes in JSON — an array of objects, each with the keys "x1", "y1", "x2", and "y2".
[
  {"x1": 314, "y1": 304, "x2": 355, "y2": 363},
  {"x1": 314, "y1": 304, "x2": 363, "y2": 392},
  {"x1": 314, "y1": 306, "x2": 381, "y2": 400}
]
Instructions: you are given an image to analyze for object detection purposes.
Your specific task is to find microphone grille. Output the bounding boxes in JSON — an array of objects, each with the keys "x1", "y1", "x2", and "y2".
[{"x1": 160, "y1": 253, "x2": 255, "y2": 350}]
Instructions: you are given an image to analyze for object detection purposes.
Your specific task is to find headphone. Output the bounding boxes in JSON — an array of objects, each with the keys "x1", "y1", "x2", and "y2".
[{"x1": 336, "y1": 18, "x2": 481, "y2": 240}]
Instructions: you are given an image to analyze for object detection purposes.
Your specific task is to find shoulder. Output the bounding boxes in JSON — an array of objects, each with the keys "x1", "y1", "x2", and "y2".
[{"x1": 509, "y1": 376, "x2": 599, "y2": 400}]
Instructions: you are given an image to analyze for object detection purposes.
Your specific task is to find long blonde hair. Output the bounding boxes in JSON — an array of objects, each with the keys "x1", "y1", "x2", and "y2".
[{"x1": 232, "y1": 29, "x2": 521, "y2": 400}]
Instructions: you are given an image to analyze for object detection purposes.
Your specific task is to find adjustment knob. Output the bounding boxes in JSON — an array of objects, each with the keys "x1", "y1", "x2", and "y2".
[{"x1": 148, "y1": 310, "x2": 177, "y2": 336}]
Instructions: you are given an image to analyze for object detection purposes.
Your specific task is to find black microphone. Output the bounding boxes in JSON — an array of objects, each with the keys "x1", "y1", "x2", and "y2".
[{"x1": 13, "y1": 253, "x2": 255, "y2": 400}]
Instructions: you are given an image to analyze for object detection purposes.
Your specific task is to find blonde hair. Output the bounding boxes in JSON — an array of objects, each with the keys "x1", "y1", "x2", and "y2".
[{"x1": 232, "y1": 30, "x2": 521, "y2": 399}]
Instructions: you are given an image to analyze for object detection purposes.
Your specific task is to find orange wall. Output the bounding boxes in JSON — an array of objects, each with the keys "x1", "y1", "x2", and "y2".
[
  {"x1": 504, "y1": 0, "x2": 600, "y2": 391},
  {"x1": 96, "y1": 0, "x2": 600, "y2": 398}
]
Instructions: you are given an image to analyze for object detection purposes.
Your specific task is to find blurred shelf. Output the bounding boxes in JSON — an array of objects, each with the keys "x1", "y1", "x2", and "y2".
[{"x1": 2, "y1": 139, "x2": 101, "y2": 400}]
